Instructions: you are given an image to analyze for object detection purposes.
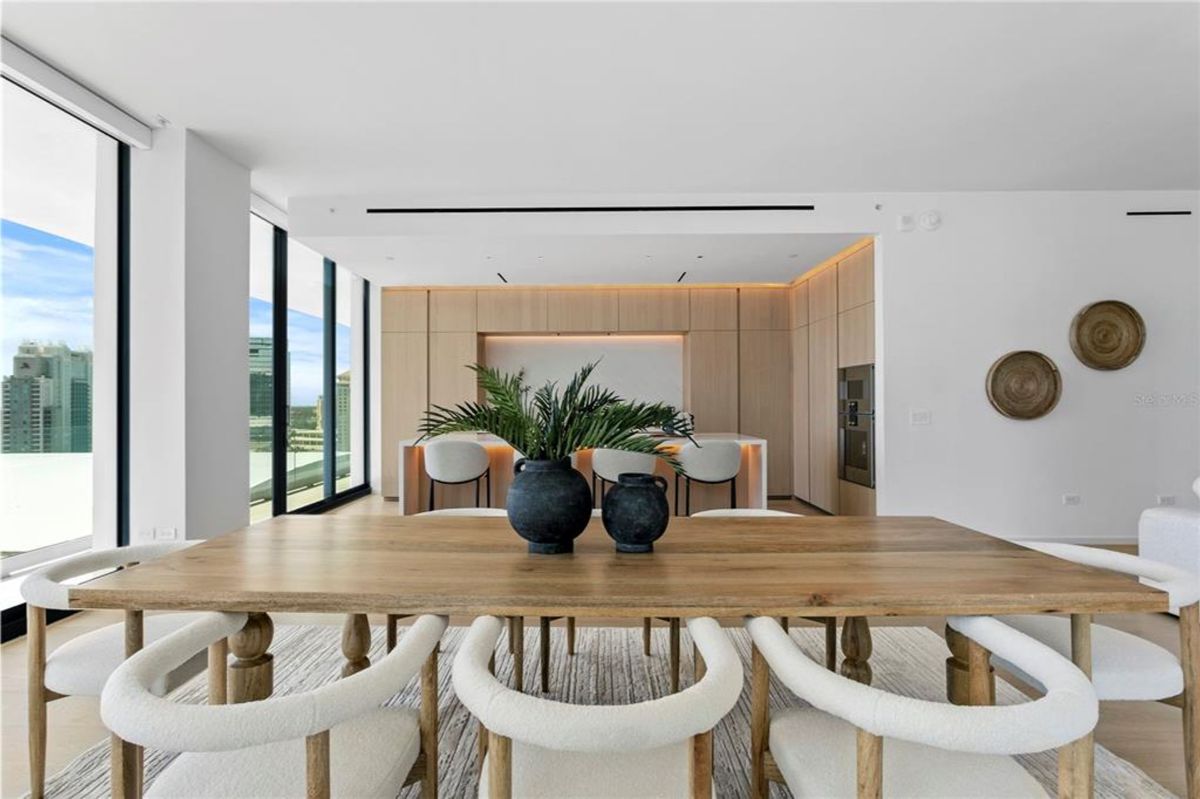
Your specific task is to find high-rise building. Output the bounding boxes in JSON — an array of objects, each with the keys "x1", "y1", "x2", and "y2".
[
  {"x1": 335, "y1": 371, "x2": 351, "y2": 453},
  {"x1": 249, "y1": 337, "x2": 273, "y2": 447},
  {"x1": 2, "y1": 341, "x2": 92, "y2": 453}
]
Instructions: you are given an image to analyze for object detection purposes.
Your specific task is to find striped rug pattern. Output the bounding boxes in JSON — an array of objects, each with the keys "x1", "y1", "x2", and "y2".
[{"x1": 34, "y1": 623, "x2": 1172, "y2": 798}]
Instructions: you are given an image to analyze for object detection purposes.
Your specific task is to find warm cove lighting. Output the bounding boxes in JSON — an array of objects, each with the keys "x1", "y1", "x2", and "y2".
[{"x1": 483, "y1": 334, "x2": 685, "y2": 343}]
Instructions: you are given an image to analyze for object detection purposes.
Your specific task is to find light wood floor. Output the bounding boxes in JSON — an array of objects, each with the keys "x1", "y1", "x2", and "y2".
[{"x1": 2, "y1": 495, "x2": 1187, "y2": 797}]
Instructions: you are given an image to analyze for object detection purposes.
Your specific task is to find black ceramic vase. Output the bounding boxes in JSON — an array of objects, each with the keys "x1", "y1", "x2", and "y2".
[
  {"x1": 506, "y1": 458, "x2": 593, "y2": 554},
  {"x1": 601, "y1": 472, "x2": 670, "y2": 553}
]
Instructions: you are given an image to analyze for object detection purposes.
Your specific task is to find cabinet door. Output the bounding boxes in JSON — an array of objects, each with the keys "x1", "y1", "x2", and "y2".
[
  {"x1": 477, "y1": 289, "x2": 548, "y2": 332},
  {"x1": 689, "y1": 288, "x2": 738, "y2": 330},
  {"x1": 837, "y1": 243, "x2": 874, "y2": 312},
  {"x1": 381, "y1": 332, "x2": 428, "y2": 498},
  {"x1": 381, "y1": 290, "x2": 428, "y2": 332},
  {"x1": 684, "y1": 331, "x2": 739, "y2": 432},
  {"x1": 808, "y1": 316, "x2": 838, "y2": 513},
  {"x1": 429, "y1": 332, "x2": 480, "y2": 409},
  {"x1": 618, "y1": 289, "x2": 690, "y2": 331},
  {"x1": 546, "y1": 289, "x2": 619, "y2": 331},
  {"x1": 739, "y1": 329, "x2": 793, "y2": 496},
  {"x1": 790, "y1": 281, "x2": 809, "y2": 328},
  {"x1": 739, "y1": 287, "x2": 790, "y2": 330},
  {"x1": 429, "y1": 290, "x2": 477, "y2": 332},
  {"x1": 791, "y1": 325, "x2": 810, "y2": 501},
  {"x1": 839, "y1": 480, "x2": 876, "y2": 516},
  {"x1": 808, "y1": 267, "x2": 838, "y2": 322},
  {"x1": 838, "y1": 302, "x2": 875, "y2": 367}
]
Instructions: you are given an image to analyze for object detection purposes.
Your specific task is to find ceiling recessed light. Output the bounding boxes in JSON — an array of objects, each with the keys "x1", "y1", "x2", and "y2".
[
  {"x1": 385, "y1": 256, "x2": 395, "y2": 262},
  {"x1": 695, "y1": 255, "x2": 704, "y2": 259},
  {"x1": 788, "y1": 253, "x2": 799, "y2": 258}
]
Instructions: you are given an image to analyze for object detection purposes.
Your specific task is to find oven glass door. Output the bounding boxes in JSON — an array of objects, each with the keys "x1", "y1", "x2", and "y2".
[{"x1": 839, "y1": 416, "x2": 875, "y2": 487}]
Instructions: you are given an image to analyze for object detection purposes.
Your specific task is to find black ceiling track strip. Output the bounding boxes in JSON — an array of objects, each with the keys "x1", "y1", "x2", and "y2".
[
  {"x1": 366, "y1": 204, "x2": 815, "y2": 215},
  {"x1": 1126, "y1": 210, "x2": 1192, "y2": 216}
]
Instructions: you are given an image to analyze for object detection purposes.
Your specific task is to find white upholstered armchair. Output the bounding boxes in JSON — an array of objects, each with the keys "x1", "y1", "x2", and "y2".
[
  {"x1": 101, "y1": 611, "x2": 447, "y2": 798},
  {"x1": 748, "y1": 614, "x2": 1099, "y2": 797},
  {"x1": 454, "y1": 615, "x2": 743, "y2": 798}
]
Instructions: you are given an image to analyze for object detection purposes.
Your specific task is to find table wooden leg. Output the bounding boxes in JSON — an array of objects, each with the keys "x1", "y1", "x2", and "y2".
[
  {"x1": 966, "y1": 636, "x2": 995, "y2": 706},
  {"x1": 341, "y1": 613, "x2": 372, "y2": 677},
  {"x1": 1179, "y1": 601, "x2": 1198, "y2": 799},
  {"x1": 840, "y1": 617, "x2": 873, "y2": 685},
  {"x1": 229, "y1": 612, "x2": 274, "y2": 702},
  {"x1": 824, "y1": 618, "x2": 837, "y2": 671},
  {"x1": 207, "y1": 638, "x2": 228, "y2": 705},
  {"x1": 750, "y1": 643, "x2": 769, "y2": 799},
  {"x1": 420, "y1": 647, "x2": 438, "y2": 799}
]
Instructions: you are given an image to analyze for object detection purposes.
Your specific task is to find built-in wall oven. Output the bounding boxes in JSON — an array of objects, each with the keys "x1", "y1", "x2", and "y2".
[{"x1": 838, "y1": 365, "x2": 875, "y2": 488}]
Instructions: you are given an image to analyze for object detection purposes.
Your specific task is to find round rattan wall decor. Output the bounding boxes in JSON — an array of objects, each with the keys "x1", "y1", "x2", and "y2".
[
  {"x1": 1069, "y1": 300, "x2": 1145, "y2": 370},
  {"x1": 986, "y1": 350, "x2": 1061, "y2": 420}
]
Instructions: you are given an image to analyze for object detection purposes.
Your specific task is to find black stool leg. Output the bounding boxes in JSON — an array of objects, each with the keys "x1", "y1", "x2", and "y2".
[
  {"x1": 685, "y1": 477, "x2": 691, "y2": 517},
  {"x1": 730, "y1": 476, "x2": 737, "y2": 509},
  {"x1": 428, "y1": 479, "x2": 435, "y2": 512},
  {"x1": 674, "y1": 474, "x2": 680, "y2": 516},
  {"x1": 475, "y1": 477, "x2": 480, "y2": 508},
  {"x1": 486, "y1": 469, "x2": 491, "y2": 508}
]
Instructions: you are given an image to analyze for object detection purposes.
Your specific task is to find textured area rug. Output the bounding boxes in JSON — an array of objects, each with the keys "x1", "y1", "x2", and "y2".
[{"x1": 37, "y1": 623, "x2": 1173, "y2": 798}]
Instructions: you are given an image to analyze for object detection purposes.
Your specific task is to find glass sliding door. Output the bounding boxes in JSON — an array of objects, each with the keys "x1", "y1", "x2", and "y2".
[
  {"x1": 1, "y1": 81, "x2": 118, "y2": 571},
  {"x1": 334, "y1": 265, "x2": 357, "y2": 492},
  {"x1": 248, "y1": 214, "x2": 275, "y2": 522},
  {"x1": 285, "y1": 238, "x2": 327, "y2": 511}
]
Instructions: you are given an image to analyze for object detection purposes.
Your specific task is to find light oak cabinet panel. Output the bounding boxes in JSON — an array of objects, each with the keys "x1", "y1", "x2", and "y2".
[
  {"x1": 429, "y1": 332, "x2": 480, "y2": 409},
  {"x1": 739, "y1": 287, "x2": 791, "y2": 330},
  {"x1": 808, "y1": 267, "x2": 838, "y2": 323},
  {"x1": 684, "y1": 332, "x2": 739, "y2": 433},
  {"x1": 791, "y1": 325, "x2": 810, "y2": 501},
  {"x1": 477, "y1": 289, "x2": 548, "y2": 332},
  {"x1": 546, "y1": 290, "x2": 619, "y2": 332},
  {"x1": 839, "y1": 480, "x2": 876, "y2": 516},
  {"x1": 689, "y1": 289, "x2": 738, "y2": 330},
  {"x1": 381, "y1": 290, "x2": 428, "y2": 332},
  {"x1": 618, "y1": 289, "x2": 689, "y2": 331},
  {"x1": 838, "y1": 302, "x2": 875, "y2": 367},
  {"x1": 790, "y1": 281, "x2": 809, "y2": 328},
  {"x1": 808, "y1": 316, "x2": 839, "y2": 513},
  {"x1": 381, "y1": 332, "x2": 428, "y2": 498},
  {"x1": 739, "y1": 330, "x2": 792, "y2": 496},
  {"x1": 429, "y1": 290, "x2": 477, "y2": 332},
  {"x1": 837, "y1": 243, "x2": 874, "y2": 312}
]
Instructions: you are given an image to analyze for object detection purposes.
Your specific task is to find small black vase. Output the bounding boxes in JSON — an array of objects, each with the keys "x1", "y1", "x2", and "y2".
[
  {"x1": 601, "y1": 472, "x2": 670, "y2": 553},
  {"x1": 506, "y1": 458, "x2": 592, "y2": 554}
]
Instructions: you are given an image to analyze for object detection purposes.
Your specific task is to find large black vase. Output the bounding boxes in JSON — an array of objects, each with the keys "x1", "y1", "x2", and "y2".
[
  {"x1": 506, "y1": 458, "x2": 592, "y2": 554},
  {"x1": 601, "y1": 472, "x2": 670, "y2": 553}
]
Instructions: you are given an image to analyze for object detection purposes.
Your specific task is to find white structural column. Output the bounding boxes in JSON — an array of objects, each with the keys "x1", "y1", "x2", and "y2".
[{"x1": 129, "y1": 128, "x2": 251, "y2": 542}]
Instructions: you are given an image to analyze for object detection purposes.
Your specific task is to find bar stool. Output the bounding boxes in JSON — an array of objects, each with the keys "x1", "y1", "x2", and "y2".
[
  {"x1": 674, "y1": 440, "x2": 741, "y2": 516},
  {"x1": 591, "y1": 448, "x2": 658, "y2": 506},
  {"x1": 423, "y1": 438, "x2": 491, "y2": 511}
]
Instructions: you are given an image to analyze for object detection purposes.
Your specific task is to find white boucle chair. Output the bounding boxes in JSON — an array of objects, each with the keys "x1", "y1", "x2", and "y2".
[
  {"x1": 102, "y1": 611, "x2": 447, "y2": 799},
  {"x1": 590, "y1": 448, "x2": 658, "y2": 506},
  {"x1": 990, "y1": 542, "x2": 1200, "y2": 795},
  {"x1": 406, "y1": 508, "x2": 574, "y2": 694},
  {"x1": 1138, "y1": 477, "x2": 1200, "y2": 616},
  {"x1": 674, "y1": 440, "x2": 742, "y2": 517},
  {"x1": 423, "y1": 438, "x2": 492, "y2": 511},
  {"x1": 20, "y1": 542, "x2": 207, "y2": 799},
  {"x1": 747, "y1": 614, "x2": 1099, "y2": 798},
  {"x1": 455, "y1": 615, "x2": 743, "y2": 798}
]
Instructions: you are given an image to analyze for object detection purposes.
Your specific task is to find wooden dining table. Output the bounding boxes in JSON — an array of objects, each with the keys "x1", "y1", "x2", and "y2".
[{"x1": 70, "y1": 514, "x2": 1191, "y2": 799}]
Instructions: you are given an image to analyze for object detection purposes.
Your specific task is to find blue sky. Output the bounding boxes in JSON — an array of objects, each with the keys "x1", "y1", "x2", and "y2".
[
  {"x1": 1, "y1": 219, "x2": 94, "y2": 370},
  {"x1": 249, "y1": 298, "x2": 351, "y2": 408}
]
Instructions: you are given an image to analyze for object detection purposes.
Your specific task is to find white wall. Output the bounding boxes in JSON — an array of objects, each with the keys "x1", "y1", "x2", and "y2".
[
  {"x1": 327, "y1": 189, "x2": 1198, "y2": 542},
  {"x1": 130, "y1": 128, "x2": 250, "y2": 543}
]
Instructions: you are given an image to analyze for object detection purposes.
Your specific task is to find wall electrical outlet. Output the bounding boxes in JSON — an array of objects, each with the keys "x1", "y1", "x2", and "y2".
[
  {"x1": 1062, "y1": 494, "x2": 1081, "y2": 506},
  {"x1": 1156, "y1": 495, "x2": 1176, "y2": 506},
  {"x1": 910, "y1": 409, "x2": 933, "y2": 425},
  {"x1": 153, "y1": 526, "x2": 178, "y2": 540}
]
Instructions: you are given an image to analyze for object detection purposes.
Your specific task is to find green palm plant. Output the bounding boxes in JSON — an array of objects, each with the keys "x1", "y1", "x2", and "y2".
[{"x1": 418, "y1": 362, "x2": 695, "y2": 469}]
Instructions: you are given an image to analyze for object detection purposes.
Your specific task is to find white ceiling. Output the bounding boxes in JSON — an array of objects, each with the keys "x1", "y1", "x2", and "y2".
[
  {"x1": 3, "y1": 1, "x2": 1197, "y2": 212},
  {"x1": 302, "y1": 232, "x2": 866, "y2": 285}
]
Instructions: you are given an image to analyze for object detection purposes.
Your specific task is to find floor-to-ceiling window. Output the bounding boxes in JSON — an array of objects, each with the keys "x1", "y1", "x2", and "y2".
[
  {"x1": 1, "y1": 81, "x2": 119, "y2": 574},
  {"x1": 247, "y1": 216, "x2": 369, "y2": 519}
]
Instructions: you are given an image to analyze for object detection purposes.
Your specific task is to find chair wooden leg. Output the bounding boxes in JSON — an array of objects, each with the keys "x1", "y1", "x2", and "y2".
[
  {"x1": 511, "y1": 616, "x2": 524, "y2": 691},
  {"x1": 669, "y1": 618, "x2": 681, "y2": 693},
  {"x1": 27, "y1": 605, "x2": 46, "y2": 799},
  {"x1": 306, "y1": 730, "x2": 331, "y2": 799},
  {"x1": 779, "y1": 616, "x2": 789, "y2": 632},
  {"x1": 643, "y1": 617, "x2": 652, "y2": 655},
  {"x1": 124, "y1": 610, "x2": 144, "y2": 795},
  {"x1": 1179, "y1": 601, "x2": 1198, "y2": 799},
  {"x1": 478, "y1": 653, "x2": 495, "y2": 773},
  {"x1": 207, "y1": 638, "x2": 228, "y2": 705},
  {"x1": 750, "y1": 644, "x2": 769, "y2": 799},
  {"x1": 825, "y1": 618, "x2": 837, "y2": 671},
  {"x1": 507, "y1": 616, "x2": 516, "y2": 654},
  {"x1": 487, "y1": 732, "x2": 513, "y2": 799},
  {"x1": 1067, "y1": 614, "x2": 1094, "y2": 799},
  {"x1": 694, "y1": 642, "x2": 707, "y2": 682},
  {"x1": 539, "y1": 617, "x2": 551, "y2": 693},
  {"x1": 567, "y1": 617, "x2": 576, "y2": 656},
  {"x1": 387, "y1": 614, "x2": 399, "y2": 653},
  {"x1": 110, "y1": 734, "x2": 140, "y2": 799},
  {"x1": 690, "y1": 730, "x2": 713, "y2": 798},
  {"x1": 856, "y1": 729, "x2": 883, "y2": 799},
  {"x1": 420, "y1": 647, "x2": 438, "y2": 799}
]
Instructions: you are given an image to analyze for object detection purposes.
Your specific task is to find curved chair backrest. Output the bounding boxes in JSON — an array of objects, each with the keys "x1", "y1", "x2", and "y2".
[
  {"x1": 423, "y1": 439, "x2": 490, "y2": 483},
  {"x1": 691, "y1": 509, "x2": 801, "y2": 518},
  {"x1": 102, "y1": 613, "x2": 447, "y2": 752},
  {"x1": 416, "y1": 508, "x2": 508, "y2": 517},
  {"x1": 677, "y1": 441, "x2": 741, "y2": 483},
  {"x1": 455, "y1": 615, "x2": 742, "y2": 753},
  {"x1": 1020, "y1": 541, "x2": 1200, "y2": 609},
  {"x1": 21, "y1": 542, "x2": 195, "y2": 611},
  {"x1": 591, "y1": 449, "x2": 658, "y2": 483},
  {"x1": 747, "y1": 615, "x2": 1097, "y2": 756}
]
